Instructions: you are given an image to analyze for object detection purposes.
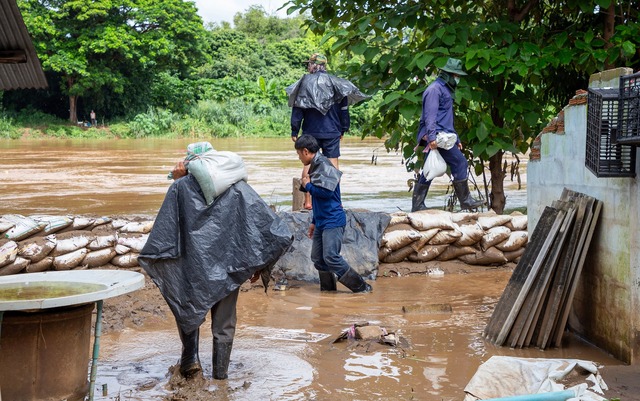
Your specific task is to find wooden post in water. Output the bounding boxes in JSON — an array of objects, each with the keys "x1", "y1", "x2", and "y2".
[{"x1": 292, "y1": 178, "x2": 305, "y2": 211}]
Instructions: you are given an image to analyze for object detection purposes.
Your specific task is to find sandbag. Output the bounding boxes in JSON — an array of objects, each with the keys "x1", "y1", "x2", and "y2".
[
  {"x1": 389, "y1": 212, "x2": 409, "y2": 225},
  {"x1": 384, "y1": 223, "x2": 416, "y2": 233},
  {"x1": 111, "y1": 219, "x2": 129, "y2": 229},
  {"x1": 455, "y1": 224, "x2": 485, "y2": 246},
  {"x1": 119, "y1": 221, "x2": 154, "y2": 234},
  {"x1": 117, "y1": 234, "x2": 149, "y2": 253},
  {"x1": 3, "y1": 214, "x2": 46, "y2": 241},
  {"x1": 436, "y1": 245, "x2": 477, "y2": 261},
  {"x1": 69, "y1": 216, "x2": 95, "y2": 230},
  {"x1": 408, "y1": 210, "x2": 456, "y2": 231},
  {"x1": 90, "y1": 216, "x2": 112, "y2": 229},
  {"x1": 188, "y1": 150, "x2": 248, "y2": 205},
  {"x1": 428, "y1": 229, "x2": 463, "y2": 245},
  {"x1": 382, "y1": 230, "x2": 421, "y2": 251},
  {"x1": 495, "y1": 231, "x2": 528, "y2": 252},
  {"x1": 410, "y1": 229, "x2": 440, "y2": 251},
  {"x1": 83, "y1": 248, "x2": 117, "y2": 268},
  {"x1": 407, "y1": 245, "x2": 448, "y2": 262},
  {"x1": 0, "y1": 256, "x2": 29, "y2": 275},
  {"x1": 0, "y1": 240, "x2": 18, "y2": 268},
  {"x1": 0, "y1": 218, "x2": 15, "y2": 233},
  {"x1": 458, "y1": 247, "x2": 507, "y2": 265},
  {"x1": 18, "y1": 235, "x2": 56, "y2": 262},
  {"x1": 51, "y1": 231, "x2": 95, "y2": 257},
  {"x1": 115, "y1": 244, "x2": 131, "y2": 255},
  {"x1": 87, "y1": 234, "x2": 117, "y2": 250},
  {"x1": 478, "y1": 213, "x2": 512, "y2": 230},
  {"x1": 111, "y1": 253, "x2": 139, "y2": 268},
  {"x1": 505, "y1": 214, "x2": 528, "y2": 231},
  {"x1": 504, "y1": 247, "x2": 526, "y2": 262},
  {"x1": 480, "y1": 226, "x2": 512, "y2": 250},
  {"x1": 451, "y1": 212, "x2": 479, "y2": 225},
  {"x1": 30, "y1": 215, "x2": 73, "y2": 234},
  {"x1": 53, "y1": 248, "x2": 88, "y2": 270},
  {"x1": 383, "y1": 244, "x2": 416, "y2": 263},
  {"x1": 378, "y1": 246, "x2": 393, "y2": 261},
  {"x1": 26, "y1": 256, "x2": 53, "y2": 273}
]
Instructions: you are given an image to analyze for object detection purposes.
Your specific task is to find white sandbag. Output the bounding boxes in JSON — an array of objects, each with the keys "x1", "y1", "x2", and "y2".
[
  {"x1": 83, "y1": 248, "x2": 117, "y2": 268},
  {"x1": 51, "y1": 232, "x2": 95, "y2": 257},
  {"x1": 70, "y1": 216, "x2": 95, "y2": 230},
  {"x1": 382, "y1": 245, "x2": 416, "y2": 263},
  {"x1": 110, "y1": 219, "x2": 129, "y2": 229},
  {"x1": 428, "y1": 229, "x2": 463, "y2": 245},
  {"x1": 30, "y1": 215, "x2": 73, "y2": 234},
  {"x1": 110, "y1": 253, "x2": 139, "y2": 268},
  {"x1": 0, "y1": 256, "x2": 29, "y2": 275},
  {"x1": 0, "y1": 240, "x2": 19, "y2": 268},
  {"x1": 117, "y1": 234, "x2": 148, "y2": 253},
  {"x1": 407, "y1": 245, "x2": 448, "y2": 262},
  {"x1": 408, "y1": 210, "x2": 456, "y2": 231},
  {"x1": 90, "y1": 216, "x2": 112, "y2": 229},
  {"x1": 436, "y1": 245, "x2": 477, "y2": 261},
  {"x1": 18, "y1": 235, "x2": 57, "y2": 262},
  {"x1": 378, "y1": 246, "x2": 393, "y2": 261},
  {"x1": 119, "y1": 221, "x2": 154, "y2": 234},
  {"x1": 504, "y1": 247, "x2": 526, "y2": 262},
  {"x1": 115, "y1": 244, "x2": 131, "y2": 255},
  {"x1": 389, "y1": 212, "x2": 409, "y2": 225},
  {"x1": 188, "y1": 150, "x2": 248, "y2": 205},
  {"x1": 451, "y1": 212, "x2": 479, "y2": 225},
  {"x1": 3, "y1": 214, "x2": 47, "y2": 241},
  {"x1": 26, "y1": 256, "x2": 53, "y2": 273},
  {"x1": 458, "y1": 247, "x2": 507, "y2": 265},
  {"x1": 0, "y1": 218, "x2": 15, "y2": 233},
  {"x1": 455, "y1": 224, "x2": 485, "y2": 246},
  {"x1": 53, "y1": 248, "x2": 88, "y2": 270},
  {"x1": 410, "y1": 229, "x2": 440, "y2": 251},
  {"x1": 495, "y1": 231, "x2": 529, "y2": 252},
  {"x1": 87, "y1": 234, "x2": 117, "y2": 250},
  {"x1": 480, "y1": 226, "x2": 512, "y2": 250},
  {"x1": 382, "y1": 230, "x2": 421, "y2": 251},
  {"x1": 505, "y1": 215, "x2": 528, "y2": 231},
  {"x1": 478, "y1": 213, "x2": 513, "y2": 230},
  {"x1": 384, "y1": 223, "x2": 417, "y2": 233}
]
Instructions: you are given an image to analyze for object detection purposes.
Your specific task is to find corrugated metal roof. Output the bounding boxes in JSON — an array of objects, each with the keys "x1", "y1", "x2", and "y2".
[{"x1": 0, "y1": 0, "x2": 48, "y2": 90}]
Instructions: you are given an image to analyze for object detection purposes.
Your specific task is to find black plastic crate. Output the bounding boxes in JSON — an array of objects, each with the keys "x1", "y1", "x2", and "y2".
[
  {"x1": 616, "y1": 72, "x2": 640, "y2": 144},
  {"x1": 585, "y1": 88, "x2": 636, "y2": 177}
]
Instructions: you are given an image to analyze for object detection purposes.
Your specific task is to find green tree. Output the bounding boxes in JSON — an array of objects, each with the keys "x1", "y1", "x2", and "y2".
[
  {"x1": 286, "y1": 0, "x2": 640, "y2": 213},
  {"x1": 18, "y1": 0, "x2": 208, "y2": 123}
]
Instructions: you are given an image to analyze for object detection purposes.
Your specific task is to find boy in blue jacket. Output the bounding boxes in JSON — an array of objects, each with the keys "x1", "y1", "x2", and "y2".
[{"x1": 295, "y1": 135, "x2": 372, "y2": 293}]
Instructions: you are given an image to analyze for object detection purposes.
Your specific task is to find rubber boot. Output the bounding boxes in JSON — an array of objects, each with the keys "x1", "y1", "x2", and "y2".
[
  {"x1": 452, "y1": 179, "x2": 484, "y2": 210},
  {"x1": 411, "y1": 182, "x2": 430, "y2": 212},
  {"x1": 338, "y1": 268, "x2": 372, "y2": 293},
  {"x1": 178, "y1": 327, "x2": 201, "y2": 378},
  {"x1": 212, "y1": 341, "x2": 233, "y2": 380},
  {"x1": 318, "y1": 270, "x2": 337, "y2": 291}
]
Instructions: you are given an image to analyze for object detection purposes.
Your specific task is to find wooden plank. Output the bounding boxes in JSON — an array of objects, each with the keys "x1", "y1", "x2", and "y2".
[
  {"x1": 494, "y1": 209, "x2": 566, "y2": 346},
  {"x1": 510, "y1": 206, "x2": 575, "y2": 348},
  {"x1": 536, "y1": 196, "x2": 589, "y2": 349},
  {"x1": 483, "y1": 206, "x2": 560, "y2": 343},
  {"x1": 551, "y1": 199, "x2": 602, "y2": 347}
]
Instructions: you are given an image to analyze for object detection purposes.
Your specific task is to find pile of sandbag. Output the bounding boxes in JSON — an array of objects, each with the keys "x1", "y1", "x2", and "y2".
[
  {"x1": 379, "y1": 210, "x2": 528, "y2": 266},
  {"x1": 0, "y1": 214, "x2": 153, "y2": 275}
]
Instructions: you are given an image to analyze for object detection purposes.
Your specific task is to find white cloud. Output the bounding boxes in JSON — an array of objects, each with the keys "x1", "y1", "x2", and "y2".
[{"x1": 194, "y1": 0, "x2": 291, "y2": 26}]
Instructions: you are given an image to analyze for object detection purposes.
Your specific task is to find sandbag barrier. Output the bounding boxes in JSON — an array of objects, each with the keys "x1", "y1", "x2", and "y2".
[
  {"x1": 380, "y1": 210, "x2": 528, "y2": 266},
  {"x1": 0, "y1": 214, "x2": 153, "y2": 275}
]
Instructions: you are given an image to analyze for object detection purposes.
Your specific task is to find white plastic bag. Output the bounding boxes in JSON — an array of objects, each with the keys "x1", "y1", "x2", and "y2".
[
  {"x1": 423, "y1": 149, "x2": 447, "y2": 181},
  {"x1": 436, "y1": 132, "x2": 457, "y2": 150}
]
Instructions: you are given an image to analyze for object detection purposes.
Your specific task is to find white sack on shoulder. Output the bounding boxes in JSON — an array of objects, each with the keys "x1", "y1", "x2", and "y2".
[
  {"x1": 188, "y1": 150, "x2": 248, "y2": 205},
  {"x1": 423, "y1": 149, "x2": 447, "y2": 181}
]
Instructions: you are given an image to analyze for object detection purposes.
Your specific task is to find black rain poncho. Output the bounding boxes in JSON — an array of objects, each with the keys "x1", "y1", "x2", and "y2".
[
  {"x1": 286, "y1": 73, "x2": 370, "y2": 115},
  {"x1": 138, "y1": 175, "x2": 293, "y2": 334}
]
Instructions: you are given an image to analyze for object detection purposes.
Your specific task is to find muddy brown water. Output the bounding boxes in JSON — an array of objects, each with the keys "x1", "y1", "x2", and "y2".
[{"x1": 3, "y1": 138, "x2": 613, "y2": 400}]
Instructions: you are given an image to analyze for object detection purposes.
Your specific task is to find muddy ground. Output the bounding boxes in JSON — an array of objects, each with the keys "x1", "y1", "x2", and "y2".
[{"x1": 99, "y1": 261, "x2": 640, "y2": 401}]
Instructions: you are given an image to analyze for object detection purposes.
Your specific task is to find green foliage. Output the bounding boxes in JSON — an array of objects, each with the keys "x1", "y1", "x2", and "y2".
[
  {"x1": 128, "y1": 108, "x2": 179, "y2": 138},
  {"x1": 0, "y1": 113, "x2": 19, "y2": 139}
]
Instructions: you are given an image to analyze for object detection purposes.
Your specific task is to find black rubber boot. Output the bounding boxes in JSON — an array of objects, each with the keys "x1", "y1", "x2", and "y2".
[
  {"x1": 178, "y1": 327, "x2": 201, "y2": 378},
  {"x1": 338, "y1": 268, "x2": 372, "y2": 293},
  {"x1": 318, "y1": 270, "x2": 337, "y2": 291},
  {"x1": 212, "y1": 341, "x2": 233, "y2": 380},
  {"x1": 452, "y1": 179, "x2": 484, "y2": 210},
  {"x1": 411, "y1": 182, "x2": 430, "y2": 212}
]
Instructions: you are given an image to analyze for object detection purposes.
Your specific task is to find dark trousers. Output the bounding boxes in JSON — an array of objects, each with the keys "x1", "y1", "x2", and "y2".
[
  {"x1": 311, "y1": 226, "x2": 350, "y2": 279},
  {"x1": 418, "y1": 145, "x2": 468, "y2": 184},
  {"x1": 211, "y1": 287, "x2": 239, "y2": 343}
]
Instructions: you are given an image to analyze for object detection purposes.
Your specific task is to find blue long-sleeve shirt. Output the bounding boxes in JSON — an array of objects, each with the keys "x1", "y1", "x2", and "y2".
[
  {"x1": 304, "y1": 154, "x2": 346, "y2": 229},
  {"x1": 416, "y1": 77, "x2": 457, "y2": 145},
  {"x1": 291, "y1": 97, "x2": 350, "y2": 139}
]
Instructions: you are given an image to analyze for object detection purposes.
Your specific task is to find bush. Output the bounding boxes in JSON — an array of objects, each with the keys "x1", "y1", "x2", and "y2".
[
  {"x1": 128, "y1": 107, "x2": 178, "y2": 138},
  {"x1": 0, "y1": 113, "x2": 19, "y2": 139}
]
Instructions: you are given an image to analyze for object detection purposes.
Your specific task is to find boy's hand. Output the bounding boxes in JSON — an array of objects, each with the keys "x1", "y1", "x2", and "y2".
[
  {"x1": 171, "y1": 161, "x2": 188, "y2": 179},
  {"x1": 301, "y1": 175, "x2": 310, "y2": 187}
]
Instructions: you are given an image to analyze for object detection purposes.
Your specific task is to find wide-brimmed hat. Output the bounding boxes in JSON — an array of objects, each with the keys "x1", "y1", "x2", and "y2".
[
  {"x1": 303, "y1": 53, "x2": 327, "y2": 66},
  {"x1": 441, "y1": 58, "x2": 467, "y2": 76}
]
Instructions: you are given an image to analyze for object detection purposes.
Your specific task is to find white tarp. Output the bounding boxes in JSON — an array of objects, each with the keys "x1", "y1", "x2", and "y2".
[{"x1": 464, "y1": 356, "x2": 608, "y2": 401}]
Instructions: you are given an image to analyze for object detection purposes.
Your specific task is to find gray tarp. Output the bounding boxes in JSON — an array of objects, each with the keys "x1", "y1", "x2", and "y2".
[
  {"x1": 286, "y1": 73, "x2": 370, "y2": 115},
  {"x1": 273, "y1": 210, "x2": 391, "y2": 282},
  {"x1": 138, "y1": 176, "x2": 293, "y2": 334}
]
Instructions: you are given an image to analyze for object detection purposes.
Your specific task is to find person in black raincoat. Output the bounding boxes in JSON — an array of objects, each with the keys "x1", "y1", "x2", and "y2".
[{"x1": 138, "y1": 159, "x2": 293, "y2": 380}]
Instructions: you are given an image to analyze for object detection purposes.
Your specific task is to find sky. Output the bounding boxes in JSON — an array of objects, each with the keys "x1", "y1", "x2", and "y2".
[{"x1": 193, "y1": 0, "x2": 291, "y2": 26}]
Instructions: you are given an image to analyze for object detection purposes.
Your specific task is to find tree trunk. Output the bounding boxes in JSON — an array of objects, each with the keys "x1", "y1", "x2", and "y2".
[
  {"x1": 603, "y1": 2, "x2": 615, "y2": 69},
  {"x1": 489, "y1": 151, "x2": 506, "y2": 214},
  {"x1": 69, "y1": 95, "x2": 78, "y2": 124}
]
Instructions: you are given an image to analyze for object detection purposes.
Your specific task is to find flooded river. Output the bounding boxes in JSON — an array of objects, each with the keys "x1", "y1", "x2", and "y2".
[{"x1": 2, "y1": 137, "x2": 609, "y2": 400}]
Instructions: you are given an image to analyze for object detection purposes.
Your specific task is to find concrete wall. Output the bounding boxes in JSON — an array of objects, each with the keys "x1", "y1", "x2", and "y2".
[{"x1": 528, "y1": 67, "x2": 639, "y2": 363}]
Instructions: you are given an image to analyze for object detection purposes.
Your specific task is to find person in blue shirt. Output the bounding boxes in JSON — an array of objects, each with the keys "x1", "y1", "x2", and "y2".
[
  {"x1": 291, "y1": 53, "x2": 350, "y2": 210},
  {"x1": 295, "y1": 134, "x2": 372, "y2": 293},
  {"x1": 412, "y1": 57, "x2": 484, "y2": 212}
]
